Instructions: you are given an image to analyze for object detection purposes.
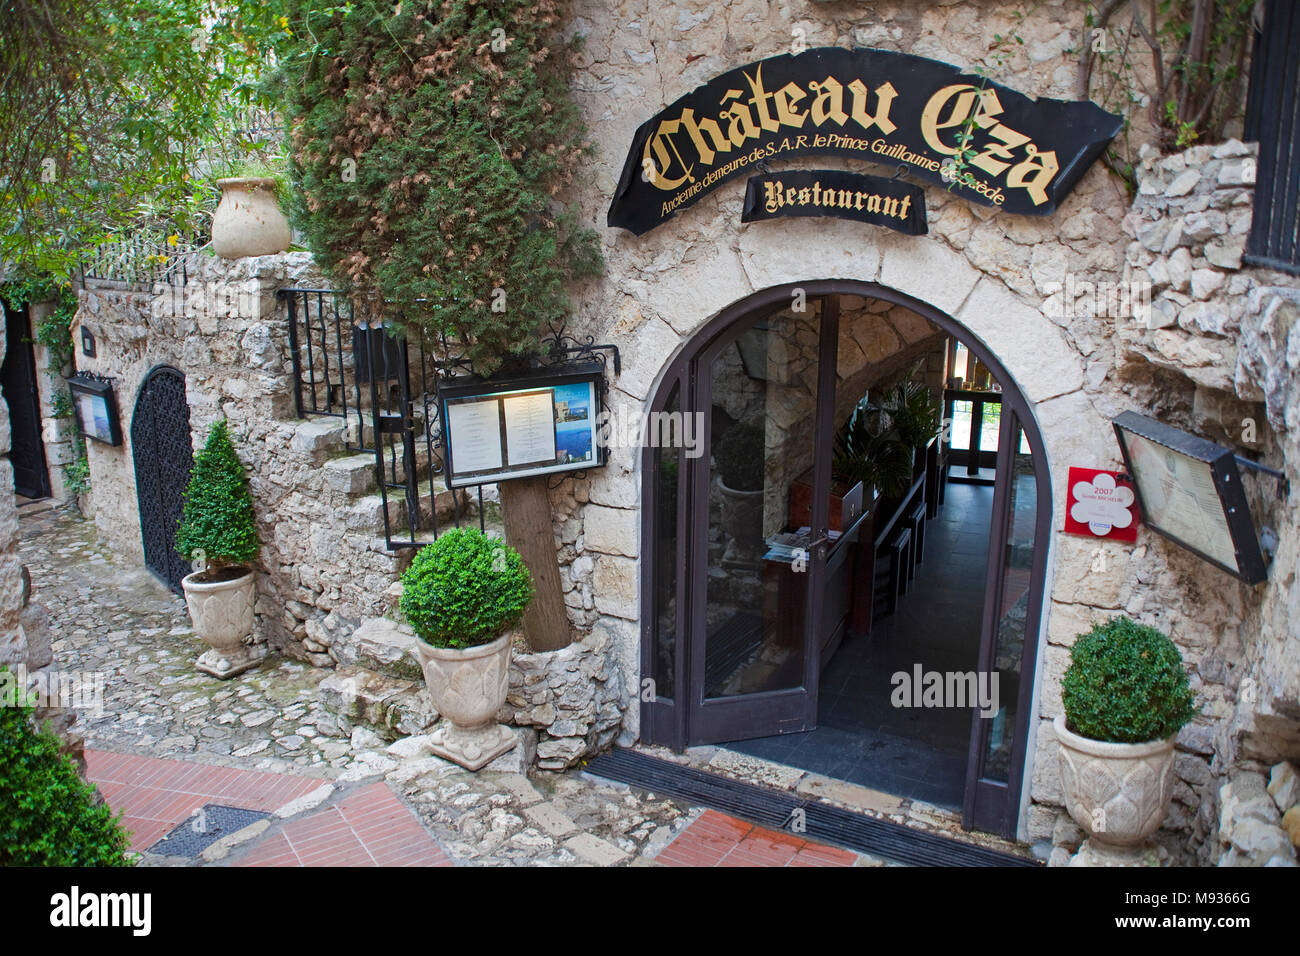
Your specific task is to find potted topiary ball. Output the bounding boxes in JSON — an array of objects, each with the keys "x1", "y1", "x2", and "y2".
[
  {"x1": 175, "y1": 420, "x2": 263, "y2": 679},
  {"x1": 400, "y1": 527, "x2": 533, "y2": 770},
  {"x1": 1056, "y1": 616, "x2": 1197, "y2": 864}
]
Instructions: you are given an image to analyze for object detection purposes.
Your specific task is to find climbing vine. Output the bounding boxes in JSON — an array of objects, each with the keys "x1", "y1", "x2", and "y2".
[{"x1": 277, "y1": 0, "x2": 602, "y2": 374}]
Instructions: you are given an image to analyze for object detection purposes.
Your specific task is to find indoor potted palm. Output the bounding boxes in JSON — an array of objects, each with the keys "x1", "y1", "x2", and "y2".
[
  {"x1": 834, "y1": 395, "x2": 914, "y2": 503},
  {"x1": 400, "y1": 527, "x2": 534, "y2": 770},
  {"x1": 1056, "y1": 616, "x2": 1197, "y2": 865},
  {"x1": 884, "y1": 365, "x2": 941, "y2": 477},
  {"x1": 175, "y1": 420, "x2": 263, "y2": 679}
]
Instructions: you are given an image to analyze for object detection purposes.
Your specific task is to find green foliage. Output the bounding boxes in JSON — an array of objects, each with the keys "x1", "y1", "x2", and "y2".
[
  {"x1": 1062, "y1": 616, "x2": 1197, "y2": 744},
  {"x1": 399, "y1": 527, "x2": 533, "y2": 648},
  {"x1": 713, "y1": 422, "x2": 764, "y2": 492},
  {"x1": 0, "y1": 671, "x2": 133, "y2": 866},
  {"x1": 278, "y1": 0, "x2": 603, "y2": 373},
  {"x1": 174, "y1": 419, "x2": 259, "y2": 572},
  {"x1": 1, "y1": 0, "x2": 292, "y2": 274},
  {"x1": 884, "y1": 363, "x2": 941, "y2": 451},
  {"x1": 833, "y1": 396, "x2": 915, "y2": 500},
  {"x1": 1, "y1": 273, "x2": 78, "y2": 366},
  {"x1": 62, "y1": 451, "x2": 91, "y2": 502}
]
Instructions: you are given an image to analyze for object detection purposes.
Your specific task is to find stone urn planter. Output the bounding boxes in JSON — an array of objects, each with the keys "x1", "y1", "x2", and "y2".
[
  {"x1": 210, "y1": 177, "x2": 290, "y2": 259},
  {"x1": 1054, "y1": 616, "x2": 1195, "y2": 866},
  {"x1": 1055, "y1": 714, "x2": 1177, "y2": 864},
  {"x1": 182, "y1": 568, "x2": 265, "y2": 679},
  {"x1": 411, "y1": 632, "x2": 517, "y2": 771},
  {"x1": 717, "y1": 476, "x2": 765, "y2": 561},
  {"x1": 399, "y1": 527, "x2": 535, "y2": 771}
]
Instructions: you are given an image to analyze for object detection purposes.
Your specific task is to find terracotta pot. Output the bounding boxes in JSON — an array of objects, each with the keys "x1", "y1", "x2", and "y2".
[
  {"x1": 1055, "y1": 713, "x2": 1177, "y2": 856},
  {"x1": 411, "y1": 632, "x2": 518, "y2": 770},
  {"x1": 210, "y1": 177, "x2": 290, "y2": 259},
  {"x1": 182, "y1": 567, "x2": 264, "y2": 678}
]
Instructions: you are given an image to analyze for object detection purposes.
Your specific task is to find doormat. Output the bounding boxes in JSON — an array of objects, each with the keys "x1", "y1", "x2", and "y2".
[
  {"x1": 584, "y1": 749, "x2": 1039, "y2": 867},
  {"x1": 147, "y1": 804, "x2": 271, "y2": 858}
]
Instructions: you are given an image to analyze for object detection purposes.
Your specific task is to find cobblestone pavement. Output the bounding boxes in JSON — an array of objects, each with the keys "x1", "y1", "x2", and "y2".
[{"x1": 21, "y1": 506, "x2": 884, "y2": 867}]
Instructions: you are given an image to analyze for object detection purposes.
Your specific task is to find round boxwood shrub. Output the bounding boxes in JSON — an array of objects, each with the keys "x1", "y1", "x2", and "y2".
[
  {"x1": 400, "y1": 527, "x2": 533, "y2": 649},
  {"x1": 175, "y1": 419, "x2": 259, "y2": 578},
  {"x1": 1061, "y1": 616, "x2": 1197, "y2": 744},
  {"x1": 0, "y1": 674, "x2": 133, "y2": 866}
]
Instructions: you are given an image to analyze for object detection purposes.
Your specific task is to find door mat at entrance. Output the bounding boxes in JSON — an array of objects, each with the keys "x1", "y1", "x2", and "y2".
[{"x1": 584, "y1": 749, "x2": 1038, "y2": 867}]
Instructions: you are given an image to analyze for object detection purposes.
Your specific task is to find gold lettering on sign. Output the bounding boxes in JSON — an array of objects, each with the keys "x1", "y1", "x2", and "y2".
[{"x1": 645, "y1": 64, "x2": 1061, "y2": 208}]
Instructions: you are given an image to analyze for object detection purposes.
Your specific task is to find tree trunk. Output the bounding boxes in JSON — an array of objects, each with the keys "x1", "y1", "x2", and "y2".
[{"x1": 499, "y1": 475, "x2": 572, "y2": 652}]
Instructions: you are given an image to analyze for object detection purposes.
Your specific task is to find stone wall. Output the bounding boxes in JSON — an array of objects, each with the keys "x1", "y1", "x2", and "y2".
[
  {"x1": 74, "y1": 254, "x2": 444, "y2": 667},
  {"x1": 549, "y1": 0, "x2": 1299, "y2": 862}
]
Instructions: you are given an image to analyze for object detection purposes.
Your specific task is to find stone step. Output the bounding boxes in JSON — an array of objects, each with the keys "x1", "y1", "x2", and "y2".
[
  {"x1": 334, "y1": 616, "x2": 424, "y2": 682},
  {"x1": 291, "y1": 419, "x2": 348, "y2": 461},
  {"x1": 318, "y1": 667, "x2": 437, "y2": 741},
  {"x1": 322, "y1": 452, "x2": 378, "y2": 495}
]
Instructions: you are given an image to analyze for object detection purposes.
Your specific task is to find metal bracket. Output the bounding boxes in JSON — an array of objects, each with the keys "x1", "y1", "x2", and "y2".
[{"x1": 1234, "y1": 455, "x2": 1290, "y2": 499}]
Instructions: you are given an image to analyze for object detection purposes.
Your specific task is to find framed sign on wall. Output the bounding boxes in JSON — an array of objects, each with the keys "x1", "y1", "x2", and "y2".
[
  {"x1": 440, "y1": 362, "x2": 606, "y2": 488},
  {"x1": 1112, "y1": 411, "x2": 1270, "y2": 584},
  {"x1": 68, "y1": 374, "x2": 122, "y2": 446}
]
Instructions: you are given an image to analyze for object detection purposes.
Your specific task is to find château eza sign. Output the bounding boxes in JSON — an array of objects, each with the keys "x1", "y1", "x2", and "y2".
[
  {"x1": 608, "y1": 47, "x2": 1123, "y2": 235},
  {"x1": 741, "y1": 170, "x2": 927, "y2": 234}
]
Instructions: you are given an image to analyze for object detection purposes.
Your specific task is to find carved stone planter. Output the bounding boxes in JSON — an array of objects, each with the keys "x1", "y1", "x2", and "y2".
[
  {"x1": 1055, "y1": 714, "x2": 1177, "y2": 865},
  {"x1": 411, "y1": 632, "x2": 517, "y2": 771},
  {"x1": 181, "y1": 568, "x2": 264, "y2": 679},
  {"x1": 210, "y1": 177, "x2": 290, "y2": 259}
]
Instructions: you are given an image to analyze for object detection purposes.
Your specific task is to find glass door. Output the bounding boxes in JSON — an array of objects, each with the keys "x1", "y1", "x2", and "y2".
[
  {"x1": 962, "y1": 408, "x2": 1044, "y2": 837},
  {"x1": 685, "y1": 296, "x2": 839, "y2": 743}
]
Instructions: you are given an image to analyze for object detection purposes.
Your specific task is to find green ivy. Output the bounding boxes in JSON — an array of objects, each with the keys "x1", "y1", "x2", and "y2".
[
  {"x1": 174, "y1": 419, "x2": 260, "y2": 571},
  {"x1": 400, "y1": 527, "x2": 533, "y2": 648},
  {"x1": 277, "y1": 0, "x2": 603, "y2": 374},
  {"x1": 1061, "y1": 616, "x2": 1197, "y2": 744},
  {"x1": 0, "y1": 670, "x2": 134, "y2": 867}
]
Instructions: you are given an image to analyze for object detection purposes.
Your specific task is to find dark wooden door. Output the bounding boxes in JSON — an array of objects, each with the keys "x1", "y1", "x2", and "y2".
[
  {"x1": 131, "y1": 366, "x2": 193, "y2": 594},
  {"x1": 1, "y1": 304, "x2": 52, "y2": 499}
]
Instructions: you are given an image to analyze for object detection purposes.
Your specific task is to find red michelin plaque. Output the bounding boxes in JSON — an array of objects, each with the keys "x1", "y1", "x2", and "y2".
[{"x1": 1064, "y1": 467, "x2": 1140, "y2": 542}]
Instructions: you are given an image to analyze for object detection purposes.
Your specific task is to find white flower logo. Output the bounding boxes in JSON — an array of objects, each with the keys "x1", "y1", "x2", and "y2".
[{"x1": 1070, "y1": 473, "x2": 1135, "y2": 536}]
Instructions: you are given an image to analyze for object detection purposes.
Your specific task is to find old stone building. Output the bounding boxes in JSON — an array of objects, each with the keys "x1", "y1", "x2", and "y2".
[{"x1": 65, "y1": 0, "x2": 1299, "y2": 865}]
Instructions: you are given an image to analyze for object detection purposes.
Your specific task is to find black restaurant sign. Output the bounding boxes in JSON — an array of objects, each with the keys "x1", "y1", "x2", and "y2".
[
  {"x1": 608, "y1": 47, "x2": 1123, "y2": 235},
  {"x1": 742, "y1": 170, "x2": 927, "y2": 234}
]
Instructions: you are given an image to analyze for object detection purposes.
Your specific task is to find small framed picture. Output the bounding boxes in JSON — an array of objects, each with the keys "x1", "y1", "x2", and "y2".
[{"x1": 68, "y1": 375, "x2": 123, "y2": 446}]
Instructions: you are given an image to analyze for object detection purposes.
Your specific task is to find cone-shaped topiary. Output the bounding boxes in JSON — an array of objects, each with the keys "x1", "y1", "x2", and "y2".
[
  {"x1": 1062, "y1": 616, "x2": 1197, "y2": 744},
  {"x1": 400, "y1": 527, "x2": 533, "y2": 649},
  {"x1": 175, "y1": 419, "x2": 259, "y2": 577}
]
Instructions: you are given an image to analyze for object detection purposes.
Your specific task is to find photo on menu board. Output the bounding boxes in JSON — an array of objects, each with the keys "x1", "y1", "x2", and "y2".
[{"x1": 552, "y1": 381, "x2": 595, "y2": 465}]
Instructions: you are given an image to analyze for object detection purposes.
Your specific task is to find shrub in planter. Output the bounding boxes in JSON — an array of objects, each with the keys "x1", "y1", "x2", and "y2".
[
  {"x1": 1056, "y1": 616, "x2": 1197, "y2": 862},
  {"x1": 174, "y1": 420, "x2": 263, "y2": 678},
  {"x1": 0, "y1": 676, "x2": 133, "y2": 866},
  {"x1": 400, "y1": 528, "x2": 533, "y2": 770}
]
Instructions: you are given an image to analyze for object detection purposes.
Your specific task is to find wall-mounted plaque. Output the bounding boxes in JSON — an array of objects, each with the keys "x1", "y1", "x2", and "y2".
[
  {"x1": 68, "y1": 374, "x2": 122, "y2": 446},
  {"x1": 1112, "y1": 411, "x2": 1269, "y2": 584},
  {"x1": 741, "y1": 170, "x2": 927, "y2": 234},
  {"x1": 440, "y1": 363, "x2": 605, "y2": 488},
  {"x1": 608, "y1": 46, "x2": 1122, "y2": 235},
  {"x1": 1063, "y1": 467, "x2": 1138, "y2": 542}
]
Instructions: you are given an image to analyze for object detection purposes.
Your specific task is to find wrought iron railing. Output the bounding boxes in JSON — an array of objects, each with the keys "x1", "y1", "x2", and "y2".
[
  {"x1": 278, "y1": 287, "x2": 483, "y2": 550},
  {"x1": 1243, "y1": 0, "x2": 1300, "y2": 275},
  {"x1": 79, "y1": 235, "x2": 202, "y2": 289}
]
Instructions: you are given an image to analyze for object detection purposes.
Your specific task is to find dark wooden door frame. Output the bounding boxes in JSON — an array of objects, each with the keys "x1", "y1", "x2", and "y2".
[
  {"x1": 2, "y1": 303, "x2": 52, "y2": 499},
  {"x1": 639, "y1": 280, "x2": 1054, "y2": 839}
]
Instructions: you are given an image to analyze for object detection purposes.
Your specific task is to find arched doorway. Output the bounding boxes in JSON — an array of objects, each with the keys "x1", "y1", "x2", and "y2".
[
  {"x1": 639, "y1": 281, "x2": 1053, "y2": 839},
  {"x1": 132, "y1": 366, "x2": 194, "y2": 594}
]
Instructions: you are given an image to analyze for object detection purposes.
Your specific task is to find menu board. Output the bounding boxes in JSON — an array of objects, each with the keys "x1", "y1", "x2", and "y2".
[
  {"x1": 1113, "y1": 411, "x2": 1268, "y2": 583},
  {"x1": 1122, "y1": 433, "x2": 1236, "y2": 568},
  {"x1": 441, "y1": 370, "x2": 603, "y2": 487}
]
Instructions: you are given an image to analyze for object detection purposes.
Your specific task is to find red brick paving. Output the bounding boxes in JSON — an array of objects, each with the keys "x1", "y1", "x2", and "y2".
[
  {"x1": 656, "y1": 809, "x2": 858, "y2": 867},
  {"x1": 85, "y1": 749, "x2": 449, "y2": 866}
]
